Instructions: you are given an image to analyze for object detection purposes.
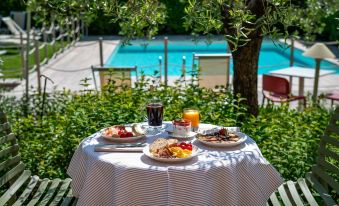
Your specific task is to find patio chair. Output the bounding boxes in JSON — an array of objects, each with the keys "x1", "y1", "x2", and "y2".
[
  {"x1": 262, "y1": 74, "x2": 306, "y2": 107},
  {"x1": 0, "y1": 110, "x2": 76, "y2": 205},
  {"x1": 324, "y1": 90, "x2": 339, "y2": 107},
  {"x1": 1, "y1": 17, "x2": 26, "y2": 37},
  {"x1": 193, "y1": 53, "x2": 231, "y2": 89},
  {"x1": 91, "y1": 65, "x2": 138, "y2": 90},
  {"x1": 267, "y1": 106, "x2": 339, "y2": 205}
]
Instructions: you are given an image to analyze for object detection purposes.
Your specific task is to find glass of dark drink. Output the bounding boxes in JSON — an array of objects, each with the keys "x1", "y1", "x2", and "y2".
[
  {"x1": 146, "y1": 102, "x2": 163, "y2": 127},
  {"x1": 144, "y1": 100, "x2": 164, "y2": 135}
]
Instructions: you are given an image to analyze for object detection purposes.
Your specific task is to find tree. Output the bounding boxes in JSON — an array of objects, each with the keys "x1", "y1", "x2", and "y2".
[{"x1": 28, "y1": 0, "x2": 338, "y2": 116}]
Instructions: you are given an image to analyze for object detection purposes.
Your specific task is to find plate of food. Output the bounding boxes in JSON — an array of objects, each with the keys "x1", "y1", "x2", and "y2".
[
  {"x1": 101, "y1": 124, "x2": 145, "y2": 142},
  {"x1": 196, "y1": 128, "x2": 247, "y2": 147},
  {"x1": 143, "y1": 138, "x2": 199, "y2": 163}
]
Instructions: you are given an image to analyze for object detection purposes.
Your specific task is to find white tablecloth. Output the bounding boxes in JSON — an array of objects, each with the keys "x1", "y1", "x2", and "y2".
[{"x1": 67, "y1": 125, "x2": 283, "y2": 206}]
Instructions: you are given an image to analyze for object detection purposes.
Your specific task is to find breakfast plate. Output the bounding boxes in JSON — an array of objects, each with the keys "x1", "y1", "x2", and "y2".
[
  {"x1": 101, "y1": 124, "x2": 145, "y2": 143},
  {"x1": 143, "y1": 144, "x2": 200, "y2": 163},
  {"x1": 195, "y1": 132, "x2": 248, "y2": 148},
  {"x1": 102, "y1": 134, "x2": 145, "y2": 142}
]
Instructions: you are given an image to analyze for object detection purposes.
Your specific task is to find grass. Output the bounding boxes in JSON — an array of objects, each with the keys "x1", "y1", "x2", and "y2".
[{"x1": 0, "y1": 40, "x2": 69, "y2": 78}]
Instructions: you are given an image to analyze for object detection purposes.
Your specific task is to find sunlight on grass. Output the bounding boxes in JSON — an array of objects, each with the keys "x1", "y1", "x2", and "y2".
[{"x1": 1, "y1": 41, "x2": 67, "y2": 78}]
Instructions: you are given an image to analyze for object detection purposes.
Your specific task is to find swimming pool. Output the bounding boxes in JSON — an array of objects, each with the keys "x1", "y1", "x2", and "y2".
[{"x1": 105, "y1": 39, "x2": 339, "y2": 76}]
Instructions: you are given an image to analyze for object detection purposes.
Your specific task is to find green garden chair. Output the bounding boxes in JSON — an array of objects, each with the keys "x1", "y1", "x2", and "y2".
[
  {"x1": 0, "y1": 110, "x2": 76, "y2": 206},
  {"x1": 267, "y1": 107, "x2": 339, "y2": 205}
]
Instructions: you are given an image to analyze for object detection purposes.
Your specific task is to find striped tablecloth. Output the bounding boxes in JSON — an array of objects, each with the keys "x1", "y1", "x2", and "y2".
[{"x1": 67, "y1": 125, "x2": 283, "y2": 206}]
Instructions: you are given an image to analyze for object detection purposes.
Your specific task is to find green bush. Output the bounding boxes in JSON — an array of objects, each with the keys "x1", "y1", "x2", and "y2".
[
  {"x1": 243, "y1": 106, "x2": 330, "y2": 180},
  {"x1": 0, "y1": 76, "x2": 332, "y2": 181}
]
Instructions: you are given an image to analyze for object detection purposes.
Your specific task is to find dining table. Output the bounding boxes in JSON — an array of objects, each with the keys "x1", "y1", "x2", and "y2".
[
  {"x1": 269, "y1": 66, "x2": 335, "y2": 97},
  {"x1": 67, "y1": 123, "x2": 283, "y2": 206}
]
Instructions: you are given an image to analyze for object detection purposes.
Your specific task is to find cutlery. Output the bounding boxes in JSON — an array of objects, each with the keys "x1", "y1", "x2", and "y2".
[
  {"x1": 97, "y1": 143, "x2": 146, "y2": 148},
  {"x1": 94, "y1": 143, "x2": 146, "y2": 152}
]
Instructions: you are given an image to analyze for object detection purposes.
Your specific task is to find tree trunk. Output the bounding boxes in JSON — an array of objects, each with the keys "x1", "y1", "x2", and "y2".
[
  {"x1": 221, "y1": 0, "x2": 267, "y2": 116},
  {"x1": 230, "y1": 37, "x2": 262, "y2": 116}
]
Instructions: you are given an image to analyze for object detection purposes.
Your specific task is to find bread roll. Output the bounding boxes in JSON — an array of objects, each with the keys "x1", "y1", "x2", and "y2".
[{"x1": 149, "y1": 138, "x2": 168, "y2": 154}]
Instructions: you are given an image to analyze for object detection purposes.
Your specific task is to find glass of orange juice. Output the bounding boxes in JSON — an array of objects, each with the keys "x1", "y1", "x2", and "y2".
[{"x1": 183, "y1": 109, "x2": 199, "y2": 131}]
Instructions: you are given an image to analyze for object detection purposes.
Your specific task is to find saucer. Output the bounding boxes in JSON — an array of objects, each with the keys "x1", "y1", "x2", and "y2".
[{"x1": 167, "y1": 131, "x2": 197, "y2": 139}]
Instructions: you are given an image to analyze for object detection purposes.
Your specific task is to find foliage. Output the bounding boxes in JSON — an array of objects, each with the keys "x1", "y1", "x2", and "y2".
[
  {"x1": 27, "y1": 0, "x2": 338, "y2": 44},
  {"x1": 183, "y1": 0, "x2": 338, "y2": 49},
  {"x1": 0, "y1": 76, "x2": 333, "y2": 181},
  {"x1": 242, "y1": 105, "x2": 331, "y2": 180},
  {"x1": 0, "y1": 0, "x2": 25, "y2": 16},
  {"x1": 319, "y1": 11, "x2": 339, "y2": 41},
  {"x1": 104, "y1": 0, "x2": 167, "y2": 42}
]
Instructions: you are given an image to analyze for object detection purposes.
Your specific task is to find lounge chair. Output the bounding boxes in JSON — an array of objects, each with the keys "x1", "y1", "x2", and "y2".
[
  {"x1": 193, "y1": 53, "x2": 231, "y2": 89},
  {"x1": 91, "y1": 65, "x2": 138, "y2": 90},
  {"x1": 1, "y1": 17, "x2": 39, "y2": 40},
  {"x1": 10, "y1": 11, "x2": 26, "y2": 31},
  {"x1": 0, "y1": 17, "x2": 38, "y2": 48}
]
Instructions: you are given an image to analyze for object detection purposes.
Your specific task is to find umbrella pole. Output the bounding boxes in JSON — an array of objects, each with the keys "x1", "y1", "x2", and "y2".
[{"x1": 312, "y1": 58, "x2": 321, "y2": 102}]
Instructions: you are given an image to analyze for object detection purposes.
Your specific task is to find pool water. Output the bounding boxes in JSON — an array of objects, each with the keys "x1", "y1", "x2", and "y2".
[{"x1": 105, "y1": 40, "x2": 339, "y2": 76}]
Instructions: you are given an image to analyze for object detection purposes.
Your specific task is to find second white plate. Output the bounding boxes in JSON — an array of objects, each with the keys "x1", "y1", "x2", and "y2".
[
  {"x1": 195, "y1": 132, "x2": 248, "y2": 148},
  {"x1": 143, "y1": 145, "x2": 200, "y2": 163}
]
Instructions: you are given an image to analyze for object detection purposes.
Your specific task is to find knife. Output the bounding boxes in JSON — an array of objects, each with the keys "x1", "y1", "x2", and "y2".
[
  {"x1": 99, "y1": 142, "x2": 146, "y2": 147},
  {"x1": 94, "y1": 143, "x2": 146, "y2": 152}
]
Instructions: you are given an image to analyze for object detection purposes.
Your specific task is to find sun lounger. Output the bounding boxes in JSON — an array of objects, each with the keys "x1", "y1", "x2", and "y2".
[
  {"x1": 10, "y1": 11, "x2": 26, "y2": 30},
  {"x1": 1, "y1": 17, "x2": 39, "y2": 40},
  {"x1": 193, "y1": 53, "x2": 231, "y2": 89}
]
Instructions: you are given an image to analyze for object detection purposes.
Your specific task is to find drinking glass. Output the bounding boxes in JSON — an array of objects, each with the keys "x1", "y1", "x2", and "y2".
[
  {"x1": 144, "y1": 101, "x2": 164, "y2": 135},
  {"x1": 183, "y1": 109, "x2": 199, "y2": 131}
]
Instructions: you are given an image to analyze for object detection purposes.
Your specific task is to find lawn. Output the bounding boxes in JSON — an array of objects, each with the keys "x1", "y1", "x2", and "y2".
[{"x1": 0, "y1": 41, "x2": 67, "y2": 78}]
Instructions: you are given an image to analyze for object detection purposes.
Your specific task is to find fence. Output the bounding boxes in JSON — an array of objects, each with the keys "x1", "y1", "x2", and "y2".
[
  {"x1": 27, "y1": 17, "x2": 81, "y2": 92},
  {"x1": 0, "y1": 16, "x2": 81, "y2": 91}
]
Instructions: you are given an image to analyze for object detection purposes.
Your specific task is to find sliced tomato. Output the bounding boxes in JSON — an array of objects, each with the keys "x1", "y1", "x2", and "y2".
[
  {"x1": 186, "y1": 144, "x2": 192, "y2": 151},
  {"x1": 125, "y1": 132, "x2": 134, "y2": 137}
]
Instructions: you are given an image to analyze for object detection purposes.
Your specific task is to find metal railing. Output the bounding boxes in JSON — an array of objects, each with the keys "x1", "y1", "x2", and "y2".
[{"x1": 21, "y1": 17, "x2": 82, "y2": 93}]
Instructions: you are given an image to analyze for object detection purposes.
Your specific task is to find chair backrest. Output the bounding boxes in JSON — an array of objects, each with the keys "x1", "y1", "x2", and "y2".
[
  {"x1": 0, "y1": 110, "x2": 25, "y2": 193},
  {"x1": 310, "y1": 107, "x2": 339, "y2": 204},
  {"x1": 91, "y1": 66, "x2": 138, "y2": 90},
  {"x1": 1, "y1": 17, "x2": 25, "y2": 36},
  {"x1": 262, "y1": 75, "x2": 290, "y2": 95},
  {"x1": 10, "y1": 11, "x2": 26, "y2": 31},
  {"x1": 194, "y1": 54, "x2": 231, "y2": 89}
]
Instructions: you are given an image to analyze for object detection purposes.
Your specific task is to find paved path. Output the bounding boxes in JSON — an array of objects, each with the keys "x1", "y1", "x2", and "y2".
[{"x1": 9, "y1": 40, "x2": 118, "y2": 96}]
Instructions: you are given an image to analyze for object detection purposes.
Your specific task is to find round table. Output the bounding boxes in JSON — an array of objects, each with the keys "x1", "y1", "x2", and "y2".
[{"x1": 67, "y1": 123, "x2": 283, "y2": 206}]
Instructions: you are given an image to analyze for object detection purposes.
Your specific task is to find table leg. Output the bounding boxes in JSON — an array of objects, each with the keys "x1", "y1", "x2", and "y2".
[
  {"x1": 289, "y1": 76, "x2": 293, "y2": 92},
  {"x1": 298, "y1": 77, "x2": 304, "y2": 108}
]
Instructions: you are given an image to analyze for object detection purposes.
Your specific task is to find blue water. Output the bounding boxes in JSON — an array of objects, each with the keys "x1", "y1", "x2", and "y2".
[{"x1": 106, "y1": 40, "x2": 339, "y2": 76}]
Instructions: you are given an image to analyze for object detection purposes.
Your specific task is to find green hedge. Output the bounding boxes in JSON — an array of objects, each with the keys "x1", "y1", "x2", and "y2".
[{"x1": 0, "y1": 77, "x2": 332, "y2": 181}]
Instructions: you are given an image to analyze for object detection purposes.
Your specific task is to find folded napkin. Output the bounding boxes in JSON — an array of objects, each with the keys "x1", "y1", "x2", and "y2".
[{"x1": 94, "y1": 144, "x2": 145, "y2": 152}]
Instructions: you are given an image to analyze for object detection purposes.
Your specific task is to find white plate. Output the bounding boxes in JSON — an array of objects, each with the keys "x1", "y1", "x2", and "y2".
[
  {"x1": 101, "y1": 126, "x2": 145, "y2": 143},
  {"x1": 195, "y1": 132, "x2": 247, "y2": 147},
  {"x1": 143, "y1": 145, "x2": 200, "y2": 163},
  {"x1": 168, "y1": 131, "x2": 197, "y2": 139},
  {"x1": 102, "y1": 135, "x2": 145, "y2": 142}
]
